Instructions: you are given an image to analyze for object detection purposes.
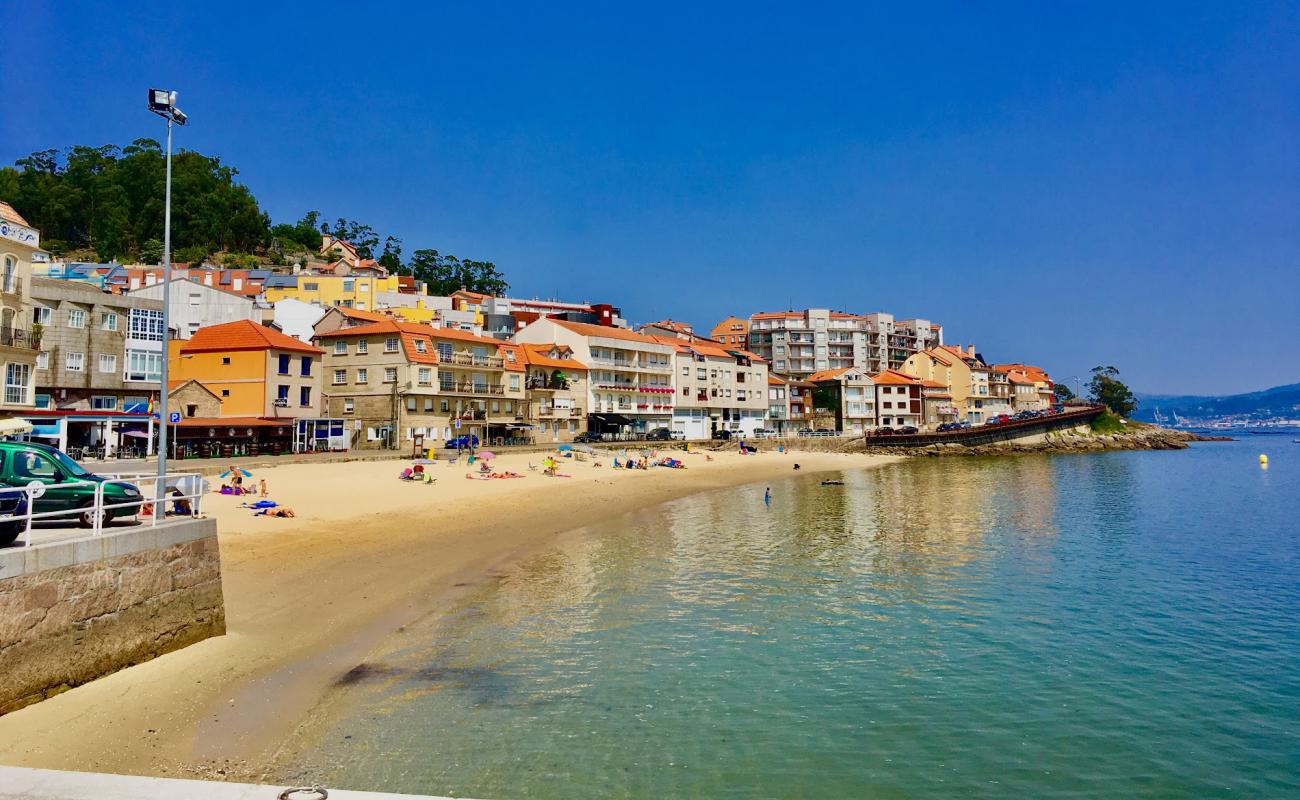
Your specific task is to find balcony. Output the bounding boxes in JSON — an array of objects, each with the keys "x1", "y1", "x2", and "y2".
[
  {"x1": 527, "y1": 377, "x2": 571, "y2": 391},
  {"x1": 440, "y1": 352, "x2": 505, "y2": 369},
  {"x1": 449, "y1": 409, "x2": 487, "y2": 421},
  {"x1": 533, "y1": 406, "x2": 583, "y2": 418},
  {"x1": 0, "y1": 327, "x2": 41, "y2": 350},
  {"x1": 588, "y1": 357, "x2": 637, "y2": 370},
  {"x1": 1, "y1": 277, "x2": 21, "y2": 297},
  {"x1": 437, "y1": 382, "x2": 506, "y2": 396}
]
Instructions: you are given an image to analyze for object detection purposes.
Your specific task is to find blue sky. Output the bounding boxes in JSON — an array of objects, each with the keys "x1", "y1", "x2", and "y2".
[{"x1": 2, "y1": 2, "x2": 1297, "y2": 395}]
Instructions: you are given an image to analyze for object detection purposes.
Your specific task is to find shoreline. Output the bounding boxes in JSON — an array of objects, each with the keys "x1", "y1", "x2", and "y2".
[{"x1": 0, "y1": 447, "x2": 898, "y2": 781}]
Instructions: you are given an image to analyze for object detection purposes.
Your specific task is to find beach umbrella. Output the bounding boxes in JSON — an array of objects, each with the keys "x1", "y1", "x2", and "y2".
[
  {"x1": 477, "y1": 450, "x2": 497, "y2": 461},
  {"x1": 557, "y1": 444, "x2": 575, "y2": 451},
  {"x1": 220, "y1": 467, "x2": 252, "y2": 478}
]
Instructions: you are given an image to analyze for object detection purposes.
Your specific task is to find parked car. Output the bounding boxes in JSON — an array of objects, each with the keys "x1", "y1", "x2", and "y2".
[
  {"x1": 874, "y1": 427, "x2": 895, "y2": 436},
  {"x1": 751, "y1": 428, "x2": 777, "y2": 438},
  {"x1": 796, "y1": 428, "x2": 815, "y2": 438},
  {"x1": 813, "y1": 428, "x2": 837, "y2": 437},
  {"x1": 898, "y1": 426, "x2": 920, "y2": 435},
  {"x1": 646, "y1": 427, "x2": 676, "y2": 442},
  {"x1": 0, "y1": 441, "x2": 142, "y2": 529},
  {"x1": 711, "y1": 429, "x2": 732, "y2": 440},
  {"x1": 0, "y1": 491, "x2": 29, "y2": 547},
  {"x1": 936, "y1": 422, "x2": 961, "y2": 432},
  {"x1": 574, "y1": 431, "x2": 604, "y2": 443}
]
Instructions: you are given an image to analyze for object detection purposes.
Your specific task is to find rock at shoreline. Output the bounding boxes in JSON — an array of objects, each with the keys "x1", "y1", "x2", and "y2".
[{"x1": 836, "y1": 425, "x2": 1209, "y2": 457}]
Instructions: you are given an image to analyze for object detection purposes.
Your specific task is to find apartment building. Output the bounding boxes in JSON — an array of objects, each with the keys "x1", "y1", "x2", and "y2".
[
  {"x1": 0, "y1": 201, "x2": 42, "y2": 411},
  {"x1": 872, "y1": 369, "x2": 923, "y2": 429},
  {"x1": 512, "y1": 317, "x2": 675, "y2": 436},
  {"x1": 787, "y1": 379, "x2": 815, "y2": 432},
  {"x1": 30, "y1": 277, "x2": 165, "y2": 413},
  {"x1": 745, "y1": 308, "x2": 942, "y2": 379},
  {"x1": 519, "y1": 344, "x2": 588, "y2": 443},
  {"x1": 646, "y1": 334, "x2": 768, "y2": 439},
  {"x1": 262, "y1": 273, "x2": 424, "y2": 311},
  {"x1": 808, "y1": 367, "x2": 877, "y2": 434},
  {"x1": 170, "y1": 321, "x2": 323, "y2": 420},
  {"x1": 710, "y1": 316, "x2": 750, "y2": 348},
  {"x1": 129, "y1": 277, "x2": 260, "y2": 339},
  {"x1": 993, "y1": 364, "x2": 1055, "y2": 411},
  {"x1": 901, "y1": 344, "x2": 998, "y2": 424},
  {"x1": 767, "y1": 375, "x2": 788, "y2": 432},
  {"x1": 315, "y1": 319, "x2": 526, "y2": 449}
]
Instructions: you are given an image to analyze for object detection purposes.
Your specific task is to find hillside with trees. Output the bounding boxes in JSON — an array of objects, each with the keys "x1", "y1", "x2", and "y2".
[{"x1": 0, "y1": 143, "x2": 510, "y2": 295}]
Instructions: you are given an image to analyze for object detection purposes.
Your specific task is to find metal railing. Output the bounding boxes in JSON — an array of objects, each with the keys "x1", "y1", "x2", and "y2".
[
  {"x1": 0, "y1": 326, "x2": 40, "y2": 349},
  {"x1": 440, "y1": 352, "x2": 505, "y2": 368},
  {"x1": 4, "y1": 470, "x2": 206, "y2": 548}
]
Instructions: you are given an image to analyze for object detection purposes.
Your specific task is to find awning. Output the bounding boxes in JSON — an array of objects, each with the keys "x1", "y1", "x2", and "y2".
[
  {"x1": 506, "y1": 423, "x2": 534, "y2": 429},
  {"x1": 590, "y1": 413, "x2": 632, "y2": 427}
]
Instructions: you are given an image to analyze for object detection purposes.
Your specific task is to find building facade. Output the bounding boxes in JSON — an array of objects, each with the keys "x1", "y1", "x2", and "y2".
[
  {"x1": 315, "y1": 320, "x2": 527, "y2": 450},
  {"x1": 129, "y1": 277, "x2": 260, "y2": 339},
  {"x1": 746, "y1": 308, "x2": 942, "y2": 379},
  {"x1": 170, "y1": 321, "x2": 324, "y2": 419},
  {"x1": 649, "y1": 334, "x2": 768, "y2": 439},
  {"x1": 0, "y1": 201, "x2": 42, "y2": 411},
  {"x1": 30, "y1": 277, "x2": 165, "y2": 414},
  {"x1": 808, "y1": 367, "x2": 877, "y2": 434},
  {"x1": 512, "y1": 317, "x2": 676, "y2": 436},
  {"x1": 519, "y1": 344, "x2": 588, "y2": 443},
  {"x1": 872, "y1": 369, "x2": 923, "y2": 429},
  {"x1": 710, "y1": 316, "x2": 750, "y2": 348}
]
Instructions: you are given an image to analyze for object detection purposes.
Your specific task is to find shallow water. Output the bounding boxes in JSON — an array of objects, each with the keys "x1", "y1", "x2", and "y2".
[{"x1": 285, "y1": 440, "x2": 1299, "y2": 798}]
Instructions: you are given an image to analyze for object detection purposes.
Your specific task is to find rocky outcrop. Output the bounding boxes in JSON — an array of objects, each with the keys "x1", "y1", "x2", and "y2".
[{"x1": 841, "y1": 426, "x2": 1218, "y2": 457}]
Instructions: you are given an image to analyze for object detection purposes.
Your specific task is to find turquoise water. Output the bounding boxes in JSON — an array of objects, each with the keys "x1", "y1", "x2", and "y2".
[{"x1": 286, "y1": 440, "x2": 1299, "y2": 798}]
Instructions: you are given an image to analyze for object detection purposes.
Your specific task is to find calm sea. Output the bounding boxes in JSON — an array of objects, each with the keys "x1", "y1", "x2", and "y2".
[{"x1": 284, "y1": 439, "x2": 1299, "y2": 798}]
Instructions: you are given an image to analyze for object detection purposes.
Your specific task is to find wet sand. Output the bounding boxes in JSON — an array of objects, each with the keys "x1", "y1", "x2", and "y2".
[{"x1": 0, "y1": 447, "x2": 895, "y2": 781}]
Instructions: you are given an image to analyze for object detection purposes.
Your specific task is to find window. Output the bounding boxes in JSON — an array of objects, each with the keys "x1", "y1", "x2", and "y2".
[
  {"x1": 188, "y1": 292, "x2": 202, "y2": 307},
  {"x1": 414, "y1": 339, "x2": 427, "y2": 353},
  {"x1": 91, "y1": 396, "x2": 117, "y2": 410},
  {"x1": 278, "y1": 354, "x2": 291, "y2": 375},
  {"x1": 35, "y1": 393, "x2": 51, "y2": 409},
  {"x1": 334, "y1": 341, "x2": 347, "y2": 355},
  {"x1": 357, "y1": 340, "x2": 368, "y2": 354},
  {"x1": 36, "y1": 352, "x2": 49, "y2": 370},
  {"x1": 186, "y1": 404, "x2": 197, "y2": 417},
  {"x1": 385, "y1": 337, "x2": 399, "y2": 353},
  {"x1": 65, "y1": 352, "x2": 85, "y2": 372},
  {"x1": 221, "y1": 389, "x2": 230, "y2": 397},
  {"x1": 406, "y1": 397, "x2": 416, "y2": 411},
  {"x1": 68, "y1": 309, "x2": 86, "y2": 328},
  {"x1": 1, "y1": 255, "x2": 13, "y2": 293},
  {"x1": 343, "y1": 398, "x2": 354, "y2": 414},
  {"x1": 124, "y1": 349, "x2": 163, "y2": 382},
  {"x1": 222, "y1": 356, "x2": 231, "y2": 365},
  {"x1": 128, "y1": 309, "x2": 165, "y2": 341},
  {"x1": 100, "y1": 312, "x2": 118, "y2": 331},
  {"x1": 277, "y1": 385, "x2": 289, "y2": 402},
  {"x1": 437, "y1": 343, "x2": 452, "y2": 362},
  {"x1": 509, "y1": 374, "x2": 520, "y2": 391},
  {"x1": 99, "y1": 354, "x2": 117, "y2": 373},
  {"x1": 424, "y1": 398, "x2": 434, "y2": 412},
  {"x1": 383, "y1": 367, "x2": 397, "y2": 383},
  {"x1": 356, "y1": 368, "x2": 368, "y2": 383},
  {"x1": 343, "y1": 280, "x2": 355, "y2": 292},
  {"x1": 333, "y1": 369, "x2": 346, "y2": 385},
  {"x1": 303, "y1": 282, "x2": 319, "y2": 292},
  {"x1": 32, "y1": 306, "x2": 52, "y2": 325},
  {"x1": 5, "y1": 364, "x2": 30, "y2": 405},
  {"x1": 440, "y1": 399, "x2": 450, "y2": 413},
  {"x1": 417, "y1": 367, "x2": 432, "y2": 385},
  {"x1": 300, "y1": 386, "x2": 311, "y2": 407}
]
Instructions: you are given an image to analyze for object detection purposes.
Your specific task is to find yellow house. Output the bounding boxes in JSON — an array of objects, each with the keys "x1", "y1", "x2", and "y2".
[
  {"x1": 170, "y1": 320, "x2": 323, "y2": 419},
  {"x1": 902, "y1": 345, "x2": 995, "y2": 423},
  {"x1": 263, "y1": 274, "x2": 425, "y2": 312}
]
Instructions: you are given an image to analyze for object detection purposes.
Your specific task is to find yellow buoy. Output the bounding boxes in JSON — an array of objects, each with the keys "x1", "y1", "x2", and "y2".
[{"x1": 1259, "y1": 454, "x2": 1269, "y2": 466}]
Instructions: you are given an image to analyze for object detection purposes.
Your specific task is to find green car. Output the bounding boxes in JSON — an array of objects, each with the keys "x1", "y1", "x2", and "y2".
[{"x1": 0, "y1": 440, "x2": 143, "y2": 531}]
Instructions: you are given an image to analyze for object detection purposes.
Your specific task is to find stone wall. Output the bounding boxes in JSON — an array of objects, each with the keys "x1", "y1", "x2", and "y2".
[{"x1": 0, "y1": 519, "x2": 225, "y2": 715}]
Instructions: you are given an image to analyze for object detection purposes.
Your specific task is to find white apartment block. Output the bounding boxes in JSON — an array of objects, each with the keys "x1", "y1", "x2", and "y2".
[
  {"x1": 747, "y1": 309, "x2": 942, "y2": 379},
  {"x1": 645, "y1": 334, "x2": 768, "y2": 439},
  {"x1": 513, "y1": 317, "x2": 676, "y2": 434}
]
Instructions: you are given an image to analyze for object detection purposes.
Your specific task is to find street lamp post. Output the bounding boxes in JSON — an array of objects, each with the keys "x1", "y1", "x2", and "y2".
[{"x1": 147, "y1": 89, "x2": 187, "y2": 502}]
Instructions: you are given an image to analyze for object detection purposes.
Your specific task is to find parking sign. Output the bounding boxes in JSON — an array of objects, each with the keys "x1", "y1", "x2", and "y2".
[{"x1": 169, "y1": 412, "x2": 181, "y2": 424}]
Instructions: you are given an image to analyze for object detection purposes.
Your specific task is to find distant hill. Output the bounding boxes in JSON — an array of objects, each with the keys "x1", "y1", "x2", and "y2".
[{"x1": 1135, "y1": 382, "x2": 1300, "y2": 422}]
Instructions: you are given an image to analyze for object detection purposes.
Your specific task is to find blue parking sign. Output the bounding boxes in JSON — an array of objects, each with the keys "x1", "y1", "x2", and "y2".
[{"x1": 169, "y1": 412, "x2": 182, "y2": 424}]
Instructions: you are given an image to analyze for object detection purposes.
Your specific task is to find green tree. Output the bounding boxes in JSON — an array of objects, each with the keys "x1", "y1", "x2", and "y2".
[
  {"x1": 1053, "y1": 383, "x2": 1076, "y2": 403},
  {"x1": 1087, "y1": 366, "x2": 1137, "y2": 416},
  {"x1": 405, "y1": 249, "x2": 509, "y2": 296},
  {"x1": 138, "y1": 238, "x2": 164, "y2": 263},
  {"x1": 378, "y1": 235, "x2": 403, "y2": 273},
  {"x1": 270, "y1": 210, "x2": 323, "y2": 253},
  {"x1": 323, "y1": 217, "x2": 379, "y2": 259}
]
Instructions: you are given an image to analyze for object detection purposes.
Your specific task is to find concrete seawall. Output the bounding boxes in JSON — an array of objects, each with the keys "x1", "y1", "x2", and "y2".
[
  {"x1": 0, "y1": 519, "x2": 225, "y2": 715},
  {"x1": 0, "y1": 766, "x2": 459, "y2": 799}
]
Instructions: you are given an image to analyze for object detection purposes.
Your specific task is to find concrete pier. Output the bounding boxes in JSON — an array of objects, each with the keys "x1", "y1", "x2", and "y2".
[{"x1": 0, "y1": 766, "x2": 460, "y2": 799}]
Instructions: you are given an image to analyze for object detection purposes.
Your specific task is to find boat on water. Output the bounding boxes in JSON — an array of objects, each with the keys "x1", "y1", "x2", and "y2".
[{"x1": 821, "y1": 479, "x2": 845, "y2": 486}]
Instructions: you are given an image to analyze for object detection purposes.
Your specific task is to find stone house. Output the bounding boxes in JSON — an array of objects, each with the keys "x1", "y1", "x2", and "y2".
[{"x1": 0, "y1": 201, "x2": 42, "y2": 411}]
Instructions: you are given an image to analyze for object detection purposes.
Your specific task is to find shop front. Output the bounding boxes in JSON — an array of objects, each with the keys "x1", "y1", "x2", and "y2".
[{"x1": 174, "y1": 417, "x2": 294, "y2": 459}]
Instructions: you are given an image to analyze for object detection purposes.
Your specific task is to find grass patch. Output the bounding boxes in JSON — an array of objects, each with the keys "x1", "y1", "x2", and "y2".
[{"x1": 1090, "y1": 409, "x2": 1129, "y2": 434}]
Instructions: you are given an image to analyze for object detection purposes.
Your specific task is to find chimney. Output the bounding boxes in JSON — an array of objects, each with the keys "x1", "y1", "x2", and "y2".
[{"x1": 967, "y1": 344, "x2": 976, "y2": 356}]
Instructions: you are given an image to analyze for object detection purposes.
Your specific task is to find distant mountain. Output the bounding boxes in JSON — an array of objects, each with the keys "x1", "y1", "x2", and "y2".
[{"x1": 1135, "y1": 382, "x2": 1300, "y2": 422}]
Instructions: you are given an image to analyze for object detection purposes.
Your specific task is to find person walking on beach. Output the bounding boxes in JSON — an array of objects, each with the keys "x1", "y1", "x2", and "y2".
[{"x1": 764, "y1": 487, "x2": 771, "y2": 506}]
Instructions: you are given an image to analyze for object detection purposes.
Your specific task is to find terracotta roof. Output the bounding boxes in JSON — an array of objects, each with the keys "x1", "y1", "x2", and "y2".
[
  {"x1": 920, "y1": 380, "x2": 948, "y2": 388},
  {"x1": 549, "y1": 318, "x2": 670, "y2": 347},
  {"x1": 993, "y1": 363, "x2": 1051, "y2": 382},
  {"x1": 643, "y1": 333, "x2": 766, "y2": 363},
  {"x1": 0, "y1": 200, "x2": 30, "y2": 226},
  {"x1": 337, "y1": 307, "x2": 390, "y2": 323},
  {"x1": 316, "y1": 319, "x2": 520, "y2": 368},
  {"x1": 640, "y1": 319, "x2": 695, "y2": 335},
  {"x1": 1006, "y1": 372, "x2": 1036, "y2": 385},
  {"x1": 452, "y1": 289, "x2": 492, "y2": 303},
  {"x1": 767, "y1": 374, "x2": 787, "y2": 385},
  {"x1": 496, "y1": 343, "x2": 526, "y2": 372},
  {"x1": 872, "y1": 369, "x2": 920, "y2": 385},
  {"x1": 921, "y1": 348, "x2": 954, "y2": 366},
  {"x1": 808, "y1": 367, "x2": 856, "y2": 382},
  {"x1": 181, "y1": 320, "x2": 322, "y2": 355},
  {"x1": 924, "y1": 393, "x2": 953, "y2": 399},
  {"x1": 520, "y1": 344, "x2": 588, "y2": 371}
]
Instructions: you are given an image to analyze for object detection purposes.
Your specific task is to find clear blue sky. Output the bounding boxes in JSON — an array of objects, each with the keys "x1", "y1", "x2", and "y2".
[{"x1": 3, "y1": 2, "x2": 1298, "y2": 395}]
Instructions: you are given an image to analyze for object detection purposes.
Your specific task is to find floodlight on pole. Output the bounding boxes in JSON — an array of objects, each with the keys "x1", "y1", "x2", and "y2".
[{"x1": 146, "y1": 88, "x2": 187, "y2": 506}]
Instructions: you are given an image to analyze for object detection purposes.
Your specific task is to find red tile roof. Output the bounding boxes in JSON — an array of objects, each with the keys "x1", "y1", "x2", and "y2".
[
  {"x1": 520, "y1": 344, "x2": 588, "y2": 371},
  {"x1": 808, "y1": 367, "x2": 856, "y2": 382},
  {"x1": 182, "y1": 320, "x2": 322, "y2": 355},
  {"x1": 549, "y1": 318, "x2": 670, "y2": 347},
  {"x1": 315, "y1": 319, "x2": 521, "y2": 369},
  {"x1": 872, "y1": 369, "x2": 921, "y2": 385}
]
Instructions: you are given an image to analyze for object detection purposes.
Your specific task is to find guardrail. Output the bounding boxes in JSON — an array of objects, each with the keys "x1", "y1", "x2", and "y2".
[
  {"x1": 4, "y1": 470, "x2": 207, "y2": 548},
  {"x1": 858, "y1": 405, "x2": 1103, "y2": 447}
]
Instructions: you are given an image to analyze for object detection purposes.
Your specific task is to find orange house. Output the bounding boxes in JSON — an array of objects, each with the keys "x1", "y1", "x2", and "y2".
[{"x1": 170, "y1": 320, "x2": 324, "y2": 419}]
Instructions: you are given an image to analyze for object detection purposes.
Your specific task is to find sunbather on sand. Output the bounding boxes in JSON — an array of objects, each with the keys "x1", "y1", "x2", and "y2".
[{"x1": 256, "y1": 507, "x2": 295, "y2": 517}]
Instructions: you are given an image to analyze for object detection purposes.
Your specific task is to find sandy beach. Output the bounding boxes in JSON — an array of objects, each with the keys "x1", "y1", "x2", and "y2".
[{"x1": 0, "y1": 445, "x2": 896, "y2": 781}]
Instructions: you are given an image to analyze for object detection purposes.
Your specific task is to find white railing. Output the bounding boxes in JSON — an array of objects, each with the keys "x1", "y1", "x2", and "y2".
[{"x1": 4, "y1": 470, "x2": 207, "y2": 548}]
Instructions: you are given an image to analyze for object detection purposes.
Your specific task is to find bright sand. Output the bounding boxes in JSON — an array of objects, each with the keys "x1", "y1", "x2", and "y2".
[{"x1": 0, "y1": 446, "x2": 896, "y2": 780}]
